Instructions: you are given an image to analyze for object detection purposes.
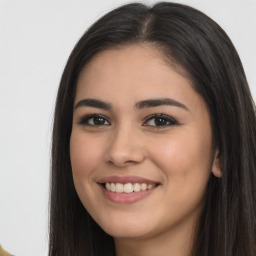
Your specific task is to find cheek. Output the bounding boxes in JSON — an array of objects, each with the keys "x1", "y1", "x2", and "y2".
[
  {"x1": 69, "y1": 132, "x2": 105, "y2": 213},
  {"x1": 147, "y1": 129, "x2": 213, "y2": 186},
  {"x1": 147, "y1": 130, "x2": 213, "y2": 217},
  {"x1": 70, "y1": 132, "x2": 103, "y2": 181}
]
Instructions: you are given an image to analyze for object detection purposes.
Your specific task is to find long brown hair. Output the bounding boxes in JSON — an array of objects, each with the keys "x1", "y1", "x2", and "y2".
[{"x1": 49, "y1": 2, "x2": 256, "y2": 255}]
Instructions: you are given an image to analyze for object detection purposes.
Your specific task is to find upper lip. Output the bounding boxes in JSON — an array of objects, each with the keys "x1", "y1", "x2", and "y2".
[{"x1": 97, "y1": 175, "x2": 160, "y2": 184}]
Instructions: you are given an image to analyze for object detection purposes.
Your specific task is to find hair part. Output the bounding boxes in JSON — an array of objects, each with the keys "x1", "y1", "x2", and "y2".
[{"x1": 49, "y1": 2, "x2": 256, "y2": 256}]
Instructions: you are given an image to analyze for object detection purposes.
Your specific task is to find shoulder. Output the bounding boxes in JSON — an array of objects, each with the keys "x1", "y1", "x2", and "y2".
[{"x1": 0, "y1": 245, "x2": 13, "y2": 256}]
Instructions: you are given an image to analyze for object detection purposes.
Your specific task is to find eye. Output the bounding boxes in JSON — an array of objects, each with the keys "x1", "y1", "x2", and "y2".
[
  {"x1": 78, "y1": 114, "x2": 111, "y2": 126},
  {"x1": 143, "y1": 114, "x2": 178, "y2": 128}
]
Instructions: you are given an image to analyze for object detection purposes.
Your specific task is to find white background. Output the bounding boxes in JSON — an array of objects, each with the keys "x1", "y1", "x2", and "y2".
[{"x1": 0, "y1": 0, "x2": 255, "y2": 255}]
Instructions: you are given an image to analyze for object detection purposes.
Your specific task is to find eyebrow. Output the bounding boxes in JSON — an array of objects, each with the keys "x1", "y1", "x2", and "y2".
[
  {"x1": 74, "y1": 97, "x2": 188, "y2": 111},
  {"x1": 135, "y1": 98, "x2": 189, "y2": 111},
  {"x1": 74, "y1": 99, "x2": 112, "y2": 110}
]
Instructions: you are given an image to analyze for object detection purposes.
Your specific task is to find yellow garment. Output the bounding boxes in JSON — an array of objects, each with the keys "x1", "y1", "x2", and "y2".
[{"x1": 0, "y1": 245, "x2": 13, "y2": 256}]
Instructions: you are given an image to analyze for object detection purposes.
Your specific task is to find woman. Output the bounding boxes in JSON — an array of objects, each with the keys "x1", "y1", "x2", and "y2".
[{"x1": 49, "y1": 2, "x2": 256, "y2": 256}]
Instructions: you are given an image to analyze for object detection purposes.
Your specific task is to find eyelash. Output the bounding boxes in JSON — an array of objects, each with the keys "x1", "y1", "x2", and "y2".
[{"x1": 78, "y1": 113, "x2": 178, "y2": 128}]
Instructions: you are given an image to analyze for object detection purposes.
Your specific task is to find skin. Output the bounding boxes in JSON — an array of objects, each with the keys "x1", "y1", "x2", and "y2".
[{"x1": 70, "y1": 44, "x2": 220, "y2": 256}]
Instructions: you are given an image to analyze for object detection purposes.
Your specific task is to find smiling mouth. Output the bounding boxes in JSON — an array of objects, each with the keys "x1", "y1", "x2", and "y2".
[
  {"x1": 98, "y1": 178, "x2": 160, "y2": 203},
  {"x1": 103, "y1": 182, "x2": 158, "y2": 193}
]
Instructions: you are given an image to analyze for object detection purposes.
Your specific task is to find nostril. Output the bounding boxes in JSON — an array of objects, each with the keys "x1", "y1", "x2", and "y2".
[{"x1": 106, "y1": 159, "x2": 138, "y2": 167}]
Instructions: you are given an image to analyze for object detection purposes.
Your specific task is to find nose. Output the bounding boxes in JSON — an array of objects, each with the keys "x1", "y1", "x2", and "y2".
[{"x1": 104, "y1": 124, "x2": 146, "y2": 168}]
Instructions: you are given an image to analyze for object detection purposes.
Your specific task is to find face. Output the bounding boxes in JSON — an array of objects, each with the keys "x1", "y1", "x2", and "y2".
[{"x1": 70, "y1": 44, "x2": 219, "y2": 241}]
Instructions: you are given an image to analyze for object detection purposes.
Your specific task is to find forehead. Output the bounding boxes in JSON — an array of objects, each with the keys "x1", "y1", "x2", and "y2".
[
  {"x1": 78, "y1": 44, "x2": 171, "y2": 82},
  {"x1": 75, "y1": 44, "x2": 206, "y2": 112},
  {"x1": 77, "y1": 45, "x2": 188, "y2": 90}
]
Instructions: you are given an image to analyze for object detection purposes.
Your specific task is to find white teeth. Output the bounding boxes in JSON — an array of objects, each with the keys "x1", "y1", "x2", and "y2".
[
  {"x1": 105, "y1": 182, "x2": 157, "y2": 193},
  {"x1": 106, "y1": 183, "x2": 111, "y2": 191},
  {"x1": 133, "y1": 183, "x2": 141, "y2": 192},
  {"x1": 124, "y1": 183, "x2": 133, "y2": 193},
  {"x1": 115, "y1": 183, "x2": 124, "y2": 193},
  {"x1": 110, "y1": 183, "x2": 116, "y2": 192},
  {"x1": 141, "y1": 183, "x2": 147, "y2": 191}
]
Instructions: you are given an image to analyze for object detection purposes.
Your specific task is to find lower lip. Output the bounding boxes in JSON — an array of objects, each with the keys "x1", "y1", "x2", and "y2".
[{"x1": 100, "y1": 185, "x2": 157, "y2": 204}]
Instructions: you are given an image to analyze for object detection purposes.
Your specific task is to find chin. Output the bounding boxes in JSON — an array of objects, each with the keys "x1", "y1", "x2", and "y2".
[
  {"x1": 97, "y1": 215, "x2": 153, "y2": 239},
  {"x1": 104, "y1": 227, "x2": 151, "y2": 239}
]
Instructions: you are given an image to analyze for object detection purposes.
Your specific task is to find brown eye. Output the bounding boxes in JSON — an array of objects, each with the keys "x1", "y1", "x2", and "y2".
[
  {"x1": 143, "y1": 114, "x2": 177, "y2": 128},
  {"x1": 79, "y1": 114, "x2": 110, "y2": 126},
  {"x1": 154, "y1": 117, "x2": 169, "y2": 126}
]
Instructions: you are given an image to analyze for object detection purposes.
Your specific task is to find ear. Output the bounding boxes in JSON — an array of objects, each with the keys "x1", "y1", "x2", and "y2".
[{"x1": 212, "y1": 150, "x2": 222, "y2": 178}]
